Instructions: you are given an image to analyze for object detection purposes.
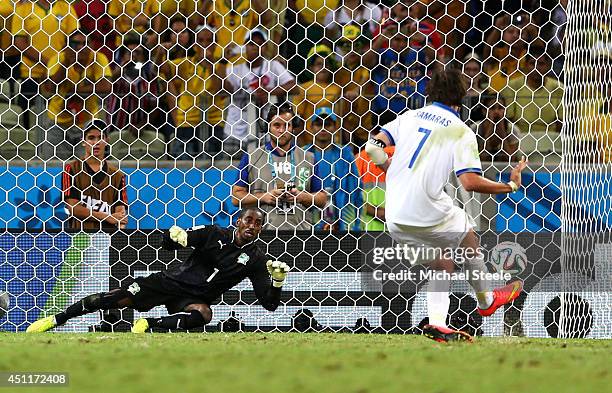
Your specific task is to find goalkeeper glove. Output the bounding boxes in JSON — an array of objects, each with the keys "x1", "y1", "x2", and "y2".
[
  {"x1": 267, "y1": 260, "x2": 290, "y2": 288},
  {"x1": 169, "y1": 225, "x2": 188, "y2": 247}
]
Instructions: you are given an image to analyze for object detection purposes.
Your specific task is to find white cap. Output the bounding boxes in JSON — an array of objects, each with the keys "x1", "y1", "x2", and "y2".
[
  {"x1": 462, "y1": 52, "x2": 482, "y2": 63},
  {"x1": 246, "y1": 28, "x2": 268, "y2": 42},
  {"x1": 195, "y1": 24, "x2": 216, "y2": 34}
]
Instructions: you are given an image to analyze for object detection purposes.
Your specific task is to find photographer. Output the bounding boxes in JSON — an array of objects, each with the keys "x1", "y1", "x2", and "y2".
[{"x1": 231, "y1": 103, "x2": 328, "y2": 230}]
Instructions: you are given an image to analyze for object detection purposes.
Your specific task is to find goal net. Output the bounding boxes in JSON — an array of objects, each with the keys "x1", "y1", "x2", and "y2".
[{"x1": 0, "y1": 0, "x2": 609, "y2": 338}]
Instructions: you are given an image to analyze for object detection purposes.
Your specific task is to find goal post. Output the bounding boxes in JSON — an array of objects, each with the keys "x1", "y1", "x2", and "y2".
[{"x1": 0, "y1": 1, "x2": 610, "y2": 337}]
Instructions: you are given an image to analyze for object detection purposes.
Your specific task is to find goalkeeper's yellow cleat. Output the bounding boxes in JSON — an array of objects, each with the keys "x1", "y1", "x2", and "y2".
[
  {"x1": 131, "y1": 318, "x2": 150, "y2": 333},
  {"x1": 26, "y1": 316, "x2": 57, "y2": 333}
]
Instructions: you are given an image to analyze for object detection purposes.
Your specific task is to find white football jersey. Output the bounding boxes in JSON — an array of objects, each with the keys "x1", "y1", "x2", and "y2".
[{"x1": 381, "y1": 103, "x2": 482, "y2": 227}]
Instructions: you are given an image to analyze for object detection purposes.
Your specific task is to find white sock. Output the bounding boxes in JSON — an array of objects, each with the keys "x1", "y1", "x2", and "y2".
[
  {"x1": 465, "y1": 255, "x2": 494, "y2": 309},
  {"x1": 476, "y1": 291, "x2": 494, "y2": 310},
  {"x1": 427, "y1": 291, "x2": 450, "y2": 327},
  {"x1": 427, "y1": 271, "x2": 451, "y2": 327}
]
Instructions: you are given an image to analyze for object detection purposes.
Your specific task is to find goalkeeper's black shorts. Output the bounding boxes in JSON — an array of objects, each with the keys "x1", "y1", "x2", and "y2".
[{"x1": 120, "y1": 272, "x2": 207, "y2": 313}]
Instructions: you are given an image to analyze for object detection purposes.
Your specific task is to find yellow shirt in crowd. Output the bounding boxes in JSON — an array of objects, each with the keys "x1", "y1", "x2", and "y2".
[
  {"x1": 206, "y1": 0, "x2": 259, "y2": 122},
  {"x1": 47, "y1": 51, "x2": 112, "y2": 127},
  {"x1": 0, "y1": 0, "x2": 15, "y2": 54},
  {"x1": 581, "y1": 101, "x2": 612, "y2": 162},
  {"x1": 207, "y1": 0, "x2": 258, "y2": 61},
  {"x1": 163, "y1": 56, "x2": 224, "y2": 128},
  {"x1": 11, "y1": 0, "x2": 78, "y2": 79},
  {"x1": 501, "y1": 76, "x2": 564, "y2": 134},
  {"x1": 487, "y1": 47, "x2": 527, "y2": 92},
  {"x1": 295, "y1": 0, "x2": 338, "y2": 24},
  {"x1": 158, "y1": 0, "x2": 196, "y2": 18},
  {"x1": 108, "y1": 0, "x2": 160, "y2": 45},
  {"x1": 293, "y1": 80, "x2": 342, "y2": 127},
  {"x1": 335, "y1": 65, "x2": 372, "y2": 138},
  {"x1": 577, "y1": 91, "x2": 612, "y2": 162}
]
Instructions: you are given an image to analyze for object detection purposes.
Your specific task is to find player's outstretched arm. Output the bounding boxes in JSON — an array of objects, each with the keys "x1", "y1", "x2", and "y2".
[
  {"x1": 248, "y1": 260, "x2": 290, "y2": 311},
  {"x1": 161, "y1": 226, "x2": 188, "y2": 250},
  {"x1": 160, "y1": 225, "x2": 211, "y2": 250},
  {"x1": 267, "y1": 260, "x2": 290, "y2": 288},
  {"x1": 459, "y1": 157, "x2": 528, "y2": 194}
]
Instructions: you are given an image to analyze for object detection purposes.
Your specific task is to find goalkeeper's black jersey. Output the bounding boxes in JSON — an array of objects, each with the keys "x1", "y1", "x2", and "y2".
[{"x1": 159, "y1": 226, "x2": 281, "y2": 310}]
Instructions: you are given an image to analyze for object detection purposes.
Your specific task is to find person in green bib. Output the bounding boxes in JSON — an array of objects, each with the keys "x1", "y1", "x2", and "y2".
[{"x1": 232, "y1": 102, "x2": 328, "y2": 230}]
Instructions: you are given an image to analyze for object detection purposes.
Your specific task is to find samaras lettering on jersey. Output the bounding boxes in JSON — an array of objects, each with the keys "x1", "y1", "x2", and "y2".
[{"x1": 415, "y1": 111, "x2": 452, "y2": 127}]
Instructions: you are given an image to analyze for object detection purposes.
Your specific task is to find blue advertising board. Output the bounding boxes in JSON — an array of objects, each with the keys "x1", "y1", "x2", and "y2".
[
  {"x1": 0, "y1": 166, "x2": 239, "y2": 230},
  {"x1": 5, "y1": 165, "x2": 608, "y2": 233},
  {"x1": 497, "y1": 172, "x2": 561, "y2": 232}
]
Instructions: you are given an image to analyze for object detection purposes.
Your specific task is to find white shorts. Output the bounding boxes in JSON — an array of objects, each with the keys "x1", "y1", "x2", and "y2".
[{"x1": 387, "y1": 206, "x2": 475, "y2": 265}]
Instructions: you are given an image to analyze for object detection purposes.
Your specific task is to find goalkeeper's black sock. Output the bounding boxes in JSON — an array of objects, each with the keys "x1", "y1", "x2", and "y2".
[
  {"x1": 55, "y1": 298, "x2": 95, "y2": 326},
  {"x1": 55, "y1": 292, "x2": 125, "y2": 326},
  {"x1": 146, "y1": 310, "x2": 205, "y2": 330}
]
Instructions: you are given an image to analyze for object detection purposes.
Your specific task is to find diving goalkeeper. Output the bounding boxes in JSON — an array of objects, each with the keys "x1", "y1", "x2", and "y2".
[{"x1": 27, "y1": 208, "x2": 290, "y2": 333}]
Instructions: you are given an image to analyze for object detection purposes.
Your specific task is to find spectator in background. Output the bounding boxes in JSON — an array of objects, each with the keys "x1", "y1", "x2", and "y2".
[
  {"x1": 222, "y1": 28, "x2": 296, "y2": 157},
  {"x1": 0, "y1": 0, "x2": 19, "y2": 87},
  {"x1": 266, "y1": 0, "x2": 289, "y2": 60},
  {"x1": 324, "y1": 0, "x2": 382, "y2": 40},
  {"x1": 355, "y1": 145, "x2": 395, "y2": 231},
  {"x1": 334, "y1": 24, "x2": 374, "y2": 148},
  {"x1": 484, "y1": 13, "x2": 529, "y2": 92},
  {"x1": 463, "y1": 53, "x2": 488, "y2": 97},
  {"x1": 421, "y1": 0, "x2": 471, "y2": 59},
  {"x1": 163, "y1": 24, "x2": 222, "y2": 160},
  {"x1": 63, "y1": 119, "x2": 128, "y2": 231},
  {"x1": 581, "y1": 53, "x2": 612, "y2": 163},
  {"x1": 73, "y1": 0, "x2": 116, "y2": 61},
  {"x1": 204, "y1": 0, "x2": 269, "y2": 62},
  {"x1": 363, "y1": 20, "x2": 429, "y2": 127},
  {"x1": 182, "y1": 10, "x2": 227, "y2": 155},
  {"x1": 194, "y1": 24, "x2": 226, "y2": 156},
  {"x1": 293, "y1": 0, "x2": 339, "y2": 27},
  {"x1": 11, "y1": 0, "x2": 79, "y2": 130},
  {"x1": 462, "y1": 53, "x2": 488, "y2": 124},
  {"x1": 293, "y1": 44, "x2": 342, "y2": 147},
  {"x1": 107, "y1": 33, "x2": 163, "y2": 138},
  {"x1": 384, "y1": 0, "x2": 445, "y2": 60},
  {"x1": 303, "y1": 107, "x2": 362, "y2": 231},
  {"x1": 108, "y1": 0, "x2": 161, "y2": 46},
  {"x1": 42, "y1": 30, "x2": 111, "y2": 160},
  {"x1": 473, "y1": 92, "x2": 521, "y2": 162},
  {"x1": 231, "y1": 103, "x2": 328, "y2": 231},
  {"x1": 547, "y1": 0, "x2": 567, "y2": 79},
  {"x1": 158, "y1": 0, "x2": 198, "y2": 29},
  {"x1": 154, "y1": 16, "x2": 191, "y2": 66},
  {"x1": 501, "y1": 42, "x2": 563, "y2": 134}
]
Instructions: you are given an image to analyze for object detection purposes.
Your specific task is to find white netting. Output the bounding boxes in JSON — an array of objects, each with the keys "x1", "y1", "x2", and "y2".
[
  {"x1": 0, "y1": 0, "x2": 609, "y2": 338},
  {"x1": 561, "y1": 0, "x2": 612, "y2": 338}
]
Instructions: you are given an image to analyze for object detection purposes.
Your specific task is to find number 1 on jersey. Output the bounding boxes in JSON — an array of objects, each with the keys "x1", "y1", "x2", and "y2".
[
  {"x1": 409, "y1": 127, "x2": 432, "y2": 168},
  {"x1": 206, "y1": 268, "x2": 219, "y2": 282}
]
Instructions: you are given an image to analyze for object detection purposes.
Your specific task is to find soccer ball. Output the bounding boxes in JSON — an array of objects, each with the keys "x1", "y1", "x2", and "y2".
[
  {"x1": 0, "y1": 292, "x2": 8, "y2": 319},
  {"x1": 488, "y1": 241, "x2": 528, "y2": 276}
]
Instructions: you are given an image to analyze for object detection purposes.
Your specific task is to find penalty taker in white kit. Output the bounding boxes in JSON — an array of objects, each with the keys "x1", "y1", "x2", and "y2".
[
  {"x1": 27, "y1": 208, "x2": 290, "y2": 333},
  {"x1": 366, "y1": 68, "x2": 527, "y2": 343}
]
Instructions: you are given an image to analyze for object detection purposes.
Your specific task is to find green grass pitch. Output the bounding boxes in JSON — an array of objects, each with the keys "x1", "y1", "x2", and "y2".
[{"x1": 1, "y1": 333, "x2": 610, "y2": 393}]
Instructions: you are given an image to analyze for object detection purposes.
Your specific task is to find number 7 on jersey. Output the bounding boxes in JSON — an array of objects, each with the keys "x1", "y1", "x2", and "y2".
[{"x1": 409, "y1": 127, "x2": 432, "y2": 168}]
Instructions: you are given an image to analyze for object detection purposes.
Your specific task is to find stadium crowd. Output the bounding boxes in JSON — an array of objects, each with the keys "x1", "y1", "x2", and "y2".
[{"x1": 0, "y1": 0, "x2": 568, "y2": 231}]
